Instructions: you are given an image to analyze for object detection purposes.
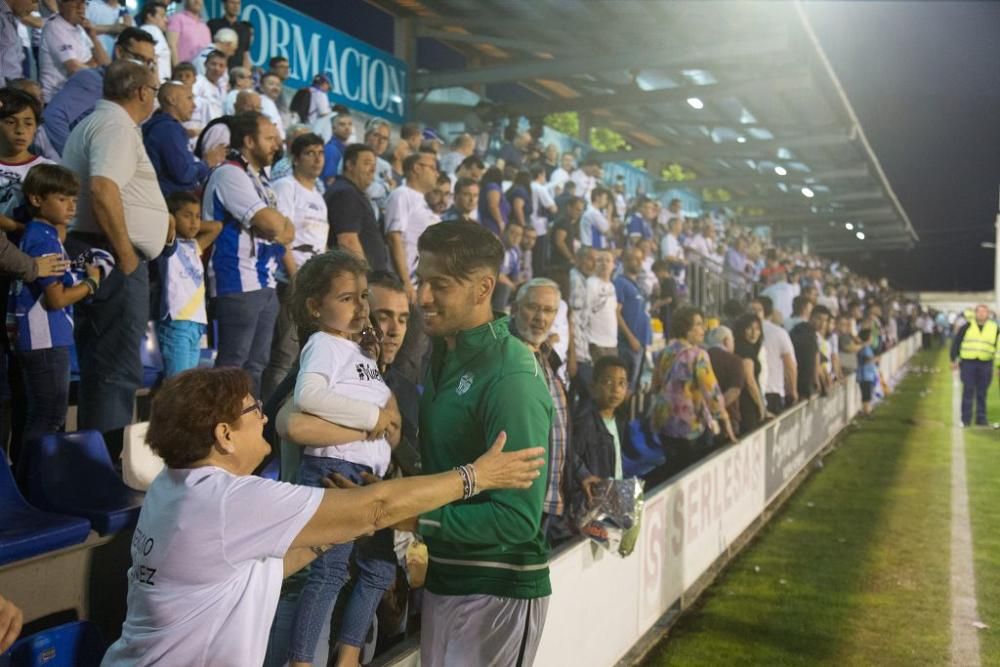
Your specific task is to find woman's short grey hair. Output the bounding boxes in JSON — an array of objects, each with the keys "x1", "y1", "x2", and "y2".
[
  {"x1": 516, "y1": 277, "x2": 561, "y2": 304},
  {"x1": 706, "y1": 325, "x2": 733, "y2": 349},
  {"x1": 365, "y1": 117, "x2": 390, "y2": 137},
  {"x1": 229, "y1": 66, "x2": 249, "y2": 87},
  {"x1": 103, "y1": 59, "x2": 153, "y2": 103}
]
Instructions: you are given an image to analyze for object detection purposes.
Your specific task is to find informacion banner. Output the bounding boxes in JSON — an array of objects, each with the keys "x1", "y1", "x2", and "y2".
[{"x1": 206, "y1": 0, "x2": 408, "y2": 123}]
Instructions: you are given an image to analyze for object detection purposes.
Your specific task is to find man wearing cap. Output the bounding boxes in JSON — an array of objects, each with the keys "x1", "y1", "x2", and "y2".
[
  {"x1": 950, "y1": 303, "x2": 1000, "y2": 427},
  {"x1": 320, "y1": 110, "x2": 352, "y2": 187}
]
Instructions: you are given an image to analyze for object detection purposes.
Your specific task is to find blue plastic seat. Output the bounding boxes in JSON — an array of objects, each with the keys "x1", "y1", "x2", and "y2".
[
  {"x1": 0, "y1": 620, "x2": 105, "y2": 666},
  {"x1": 621, "y1": 419, "x2": 665, "y2": 478},
  {"x1": 0, "y1": 462, "x2": 90, "y2": 566},
  {"x1": 22, "y1": 431, "x2": 144, "y2": 536}
]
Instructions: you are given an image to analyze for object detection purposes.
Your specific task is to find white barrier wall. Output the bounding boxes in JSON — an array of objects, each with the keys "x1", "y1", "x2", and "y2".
[
  {"x1": 533, "y1": 335, "x2": 919, "y2": 666},
  {"x1": 385, "y1": 337, "x2": 920, "y2": 667}
]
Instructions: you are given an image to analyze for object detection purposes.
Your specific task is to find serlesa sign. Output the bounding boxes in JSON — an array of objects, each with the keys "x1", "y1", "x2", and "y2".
[{"x1": 207, "y1": 0, "x2": 408, "y2": 123}]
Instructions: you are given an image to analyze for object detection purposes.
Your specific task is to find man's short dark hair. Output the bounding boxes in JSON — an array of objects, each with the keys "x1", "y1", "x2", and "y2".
[
  {"x1": 368, "y1": 270, "x2": 406, "y2": 294},
  {"x1": 289, "y1": 132, "x2": 324, "y2": 159},
  {"x1": 563, "y1": 180, "x2": 576, "y2": 192},
  {"x1": 403, "y1": 149, "x2": 436, "y2": 177},
  {"x1": 165, "y1": 191, "x2": 199, "y2": 215},
  {"x1": 137, "y1": 2, "x2": 166, "y2": 25},
  {"x1": 229, "y1": 111, "x2": 268, "y2": 150},
  {"x1": 116, "y1": 26, "x2": 155, "y2": 51},
  {"x1": 268, "y1": 55, "x2": 288, "y2": 69},
  {"x1": 23, "y1": 163, "x2": 80, "y2": 202},
  {"x1": 205, "y1": 49, "x2": 227, "y2": 64},
  {"x1": 436, "y1": 173, "x2": 451, "y2": 187},
  {"x1": 858, "y1": 328, "x2": 872, "y2": 343},
  {"x1": 582, "y1": 156, "x2": 601, "y2": 168},
  {"x1": 529, "y1": 165, "x2": 545, "y2": 180},
  {"x1": 792, "y1": 295, "x2": 810, "y2": 316},
  {"x1": 454, "y1": 177, "x2": 477, "y2": 194},
  {"x1": 457, "y1": 155, "x2": 484, "y2": 174},
  {"x1": 401, "y1": 122, "x2": 421, "y2": 141},
  {"x1": 591, "y1": 186, "x2": 611, "y2": 203},
  {"x1": 342, "y1": 142, "x2": 374, "y2": 168},
  {"x1": 593, "y1": 355, "x2": 628, "y2": 382},
  {"x1": 171, "y1": 62, "x2": 195, "y2": 80},
  {"x1": 417, "y1": 222, "x2": 504, "y2": 280},
  {"x1": 756, "y1": 295, "x2": 774, "y2": 317},
  {"x1": 811, "y1": 305, "x2": 831, "y2": 320}
]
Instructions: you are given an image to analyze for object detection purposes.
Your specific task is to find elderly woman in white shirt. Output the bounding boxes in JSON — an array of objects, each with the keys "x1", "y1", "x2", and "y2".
[{"x1": 102, "y1": 367, "x2": 544, "y2": 666}]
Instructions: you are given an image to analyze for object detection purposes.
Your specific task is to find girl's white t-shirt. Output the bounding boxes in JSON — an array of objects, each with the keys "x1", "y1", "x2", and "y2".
[{"x1": 297, "y1": 331, "x2": 392, "y2": 475}]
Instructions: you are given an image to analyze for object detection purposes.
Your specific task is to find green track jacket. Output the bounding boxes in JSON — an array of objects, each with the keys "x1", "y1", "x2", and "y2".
[{"x1": 417, "y1": 315, "x2": 554, "y2": 599}]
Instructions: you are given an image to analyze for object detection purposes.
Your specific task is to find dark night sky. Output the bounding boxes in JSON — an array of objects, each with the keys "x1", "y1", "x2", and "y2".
[{"x1": 806, "y1": 1, "x2": 1000, "y2": 291}]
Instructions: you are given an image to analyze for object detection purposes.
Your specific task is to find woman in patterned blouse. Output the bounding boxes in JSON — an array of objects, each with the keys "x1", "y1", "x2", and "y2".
[{"x1": 646, "y1": 306, "x2": 736, "y2": 484}]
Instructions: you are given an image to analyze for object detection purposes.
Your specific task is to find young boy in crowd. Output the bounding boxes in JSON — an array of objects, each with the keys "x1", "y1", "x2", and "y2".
[
  {"x1": 155, "y1": 192, "x2": 221, "y2": 376},
  {"x1": 856, "y1": 328, "x2": 879, "y2": 416},
  {"x1": 573, "y1": 355, "x2": 629, "y2": 507},
  {"x1": 9, "y1": 164, "x2": 101, "y2": 445}
]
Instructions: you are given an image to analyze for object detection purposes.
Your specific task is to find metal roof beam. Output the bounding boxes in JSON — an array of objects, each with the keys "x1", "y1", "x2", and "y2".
[
  {"x1": 596, "y1": 130, "x2": 855, "y2": 163},
  {"x1": 744, "y1": 206, "x2": 896, "y2": 225},
  {"x1": 411, "y1": 38, "x2": 787, "y2": 90},
  {"x1": 721, "y1": 189, "x2": 885, "y2": 210},
  {"x1": 414, "y1": 27, "x2": 554, "y2": 55},
  {"x1": 660, "y1": 166, "x2": 869, "y2": 191},
  {"x1": 505, "y1": 70, "x2": 808, "y2": 117}
]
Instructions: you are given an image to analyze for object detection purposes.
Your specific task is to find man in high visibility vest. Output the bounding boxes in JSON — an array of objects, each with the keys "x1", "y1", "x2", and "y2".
[{"x1": 950, "y1": 304, "x2": 1000, "y2": 426}]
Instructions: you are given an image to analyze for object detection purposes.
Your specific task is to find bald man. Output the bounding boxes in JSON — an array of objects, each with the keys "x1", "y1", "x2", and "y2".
[
  {"x1": 143, "y1": 81, "x2": 226, "y2": 196},
  {"x1": 197, "y1": 89, "x2": 262, "y2": 159}
]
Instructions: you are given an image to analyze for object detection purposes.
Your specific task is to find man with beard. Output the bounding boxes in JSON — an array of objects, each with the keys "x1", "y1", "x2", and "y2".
[
  {"x1": 412, "y1": 222, "x2": 552, "y2": 666},
  {"x1": 512, "y1": 277, "x2": 571, "y2": 545},
  {"x1": 203, "y1": 111, "x2": 294, "y2": 395}
]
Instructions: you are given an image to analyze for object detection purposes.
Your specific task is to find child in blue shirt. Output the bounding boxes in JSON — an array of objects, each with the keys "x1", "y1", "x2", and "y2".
[
  {"x1": 156, "y1": 192, "x2": 221, "y2": 376},
  {"x1": 856, "y1": 328, "x2": 880, "y2": 415},
  {"x1": 8, "y1": 164, "x2": 100, "y2": 445}
]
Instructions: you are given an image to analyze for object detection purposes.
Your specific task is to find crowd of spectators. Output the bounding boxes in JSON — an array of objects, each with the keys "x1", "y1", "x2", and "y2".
[{"x1": 0, "y1": 1, "x2": 936, "y2": 665}]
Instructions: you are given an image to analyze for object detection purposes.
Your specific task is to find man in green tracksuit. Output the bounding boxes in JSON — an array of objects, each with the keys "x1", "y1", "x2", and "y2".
[{"x1": 410, "y1": 221, "x2": 553, "y2": 667}]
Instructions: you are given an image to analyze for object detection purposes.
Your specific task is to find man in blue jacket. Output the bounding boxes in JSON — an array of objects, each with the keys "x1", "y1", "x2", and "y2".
[{"x1": 143, "y1": 82, "x2": 226, "y2": 196}]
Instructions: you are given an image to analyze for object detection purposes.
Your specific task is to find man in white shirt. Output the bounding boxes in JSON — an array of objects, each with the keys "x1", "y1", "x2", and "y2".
[
  {"x1": 571, "y1": 156, "x2": 601, "y2": 202},
  {"x1": 0, "y1": 0, "x2": 36, "y2": 87},
  {"x1": 305, "y1": 74, "x2": 332, "y2": 142},
  {"x1": 529, "y1": 165, "x2": 557, "y2": 277},
  {"x1": 189, "y1": 49, "x2": 228, "y2": 143},
  {"x1": 385, "y1": 150, "x2": 440, "y2": 385},
  {"x1": 39, "y1": 0, "x2": 110, "y2": 103},
  {"x1": 385, "y1": 150, "x2": 440, "y2": 303},
  {"x1": 548, "y1": 152, "x2": 575, "y2": 195},
  {"x1": 262, "y1": 132, "x2": 328, "y2": 400},
  {"x1": 580, "y1": 186, "x2": 612, "y2": 249},
  {"x1": 760, "y1": 271, "x2": 797, "y2": 324},
  {"x1": 584, "y1": 249, "x2": 618, "y2": 361},
  {"x1": 751, "y1": 295, "x2": 798, "y2": 414},
  {"x1": 438, "y1": 132, "x2": 475, "y2": 177},
  {"x1": 137, "y1": 1, "x2": 170, "y2": 83},
  {"x1": 660, "y1": 216, "x2": 686, "y2": 286}
]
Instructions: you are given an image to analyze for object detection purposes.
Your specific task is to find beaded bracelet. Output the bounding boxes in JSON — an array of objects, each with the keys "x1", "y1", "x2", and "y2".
[{"x1": 454, "y1": 464, "x2": 475, "y2": 499}]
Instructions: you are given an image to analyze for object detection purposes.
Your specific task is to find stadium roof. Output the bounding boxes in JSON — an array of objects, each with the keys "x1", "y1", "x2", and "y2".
[{"x1": 367, "y1": 0, "x2": 918, "y2": 253}]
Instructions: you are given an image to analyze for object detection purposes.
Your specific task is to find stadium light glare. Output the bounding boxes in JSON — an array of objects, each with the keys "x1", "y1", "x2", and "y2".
[
  {"x1": 736, "y1": 136, "x2": 747, "y2": 143},
  {"x1": 686, "y1": 97, "x2": 704, "y2": 110},
  {"x1": 845, "y1": 222, "x2": 854, "y2": 230},
  {"x1": 801, "y1": 187, "x2": 815, "y2": 198},
  {"x1": 856, "y1": 231, "x2": 866, "y2": 240},
  {"x1": 774, "y1": 166, "x2": 787, "y2": 176}
]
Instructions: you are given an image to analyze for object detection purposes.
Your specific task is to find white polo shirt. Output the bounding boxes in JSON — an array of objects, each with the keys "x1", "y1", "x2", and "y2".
[
  {"x1": 39, "y1": 13, "x2": 94, "y2": 103},
  {"x1": 63, "y1": 100, "x2": 169, "y2": 261},
  {"x1": 762, "y1": 319, "x2": 796, "y2": 397},
  {"x1": 384, "y1": 184, "x2": 438, "y2": 283}
]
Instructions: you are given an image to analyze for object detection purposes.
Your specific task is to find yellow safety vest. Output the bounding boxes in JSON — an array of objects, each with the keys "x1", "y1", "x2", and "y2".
[{"x1": 959, "y1": 320, "x2": 1000, "y2": 362}]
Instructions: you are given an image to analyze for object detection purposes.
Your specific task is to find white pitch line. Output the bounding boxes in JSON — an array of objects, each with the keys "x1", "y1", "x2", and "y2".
[{"x1": 951, "y1": 373, "x2": 982, "y2": 667}]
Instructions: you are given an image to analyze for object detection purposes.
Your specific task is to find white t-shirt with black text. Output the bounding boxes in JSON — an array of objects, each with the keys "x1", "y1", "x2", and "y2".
[
  {"x1": 298, "y1": 331, "x2": 392, "y2": 475},
  {"x1": 101, "y1": 467, "x2": 322, "y2": 666},
  {"x1": 384, "y1": 185, "x2": 438, "y2": 283},
  {"x1": 272, "y1": 176, "x2": 329, "y2": 272}
]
